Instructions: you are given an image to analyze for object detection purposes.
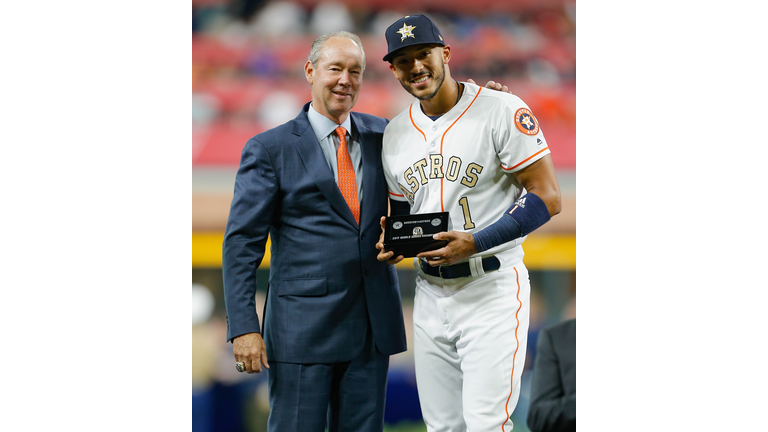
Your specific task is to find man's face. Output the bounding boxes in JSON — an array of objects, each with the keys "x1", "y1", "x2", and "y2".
[
  {"x1": 304, "y1": 37, "x2": 363, "y2": 124},
  {"x1": 389, "y1": 44, "x2": 448, "y2": 100}
]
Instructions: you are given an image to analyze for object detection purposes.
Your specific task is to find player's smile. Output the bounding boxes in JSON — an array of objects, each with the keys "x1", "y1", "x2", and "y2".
[{"x1": 411, "y1": 73, "x2": 431, "y2": 88}]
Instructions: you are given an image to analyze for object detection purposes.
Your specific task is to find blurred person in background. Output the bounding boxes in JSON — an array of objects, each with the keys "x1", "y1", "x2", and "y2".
[
  {"x1": 376, "y1": 14, "x2": 562, "y2": 432},
  {"x1": 222, "y1": 31, "x2": 407, "y2": 432},
  {"x1": 527, "y1": 318, "x2": 576, "y2": 432}
]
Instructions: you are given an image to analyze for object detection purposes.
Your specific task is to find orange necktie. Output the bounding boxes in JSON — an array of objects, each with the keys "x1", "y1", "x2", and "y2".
[{"x1": 335, "y1": 126, "x2": 359, "y2": 225}]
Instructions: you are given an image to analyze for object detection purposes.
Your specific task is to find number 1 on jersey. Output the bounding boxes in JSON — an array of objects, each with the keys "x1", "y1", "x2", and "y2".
[{"x1": 458, "y1": 196, "x2": 475, "y2": 229}]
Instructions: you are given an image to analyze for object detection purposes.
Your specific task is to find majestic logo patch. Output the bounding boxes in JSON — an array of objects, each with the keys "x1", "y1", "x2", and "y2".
[
  {"x1": 397, "y1": 23, "x2": 417, "y2": 42},
  {"x1": 514, "y1": 108, "x2": 540, "y2": 136}
]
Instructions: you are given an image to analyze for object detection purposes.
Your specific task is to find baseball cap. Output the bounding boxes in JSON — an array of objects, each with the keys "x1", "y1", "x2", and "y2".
[{"x1": 382, "y1": 14, "x2": 445, "y2": 62}]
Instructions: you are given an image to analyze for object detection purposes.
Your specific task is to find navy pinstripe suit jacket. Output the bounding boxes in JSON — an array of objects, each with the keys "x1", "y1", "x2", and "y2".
[{"x1": 223, "y1": 102, "x2": 407, "y2": 364}]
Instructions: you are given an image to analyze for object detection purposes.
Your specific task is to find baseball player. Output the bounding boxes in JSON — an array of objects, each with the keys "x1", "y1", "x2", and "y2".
[{"x1": 375, "y1": 15, "x2": 562, "y2": 432}]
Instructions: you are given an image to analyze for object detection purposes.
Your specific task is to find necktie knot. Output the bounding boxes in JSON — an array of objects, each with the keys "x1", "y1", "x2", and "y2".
[{"x1": 335, "y1": 126, "x2": 347, "y2": 141}]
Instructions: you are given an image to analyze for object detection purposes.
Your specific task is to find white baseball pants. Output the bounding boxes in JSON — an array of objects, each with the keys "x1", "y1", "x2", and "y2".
[{"x1": 412, "y1": 260, "x2": 530, "y2": 432}]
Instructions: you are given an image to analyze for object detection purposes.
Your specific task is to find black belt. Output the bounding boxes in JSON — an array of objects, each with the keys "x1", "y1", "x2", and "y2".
[{"x1": 419, "y1": 256, "x2": 501, "y2": 279}]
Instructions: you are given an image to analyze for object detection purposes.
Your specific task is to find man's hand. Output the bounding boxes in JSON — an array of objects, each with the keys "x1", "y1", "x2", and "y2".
[
  {"x1": 233, "y1": 332, "x2": 269, "y2": 373},
  {"x1": 467, "y1": 78, "x2": 511, "y2": 94},
  {"x1": 376, "y1": 216, "x2": 404, "y2": 265},
  {"x1": 416, "y1": 231, "x2": 478, "y2": 266}
]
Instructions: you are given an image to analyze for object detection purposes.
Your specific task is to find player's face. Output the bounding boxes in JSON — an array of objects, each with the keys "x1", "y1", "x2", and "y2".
[
  {"x1": 389, "y1": 44, "x2": 448, "y2": 100},
  {"x1": 305, "y1": 37, "x2": 364, "y2": 124}
]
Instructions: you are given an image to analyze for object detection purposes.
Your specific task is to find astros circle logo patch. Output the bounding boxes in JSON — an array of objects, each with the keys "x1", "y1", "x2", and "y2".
[{"x1": 514, "y1": 108, "x2": 540, "y2": 136}]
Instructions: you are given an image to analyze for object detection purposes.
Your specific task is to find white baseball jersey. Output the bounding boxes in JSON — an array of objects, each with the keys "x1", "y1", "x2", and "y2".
[{"x1": 382, "y1": 81, "x2": 550, "y2": 266}]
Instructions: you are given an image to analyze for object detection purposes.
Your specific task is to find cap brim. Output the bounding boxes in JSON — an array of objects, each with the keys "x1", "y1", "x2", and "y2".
[{"x1": 382, "y1": 40, "x2": 445, "y2": 62}]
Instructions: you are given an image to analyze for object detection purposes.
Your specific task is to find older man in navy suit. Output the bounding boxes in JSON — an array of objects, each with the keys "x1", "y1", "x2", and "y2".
[{"x1": 222, "y1": 31, "x2": 407, "y2": 432}]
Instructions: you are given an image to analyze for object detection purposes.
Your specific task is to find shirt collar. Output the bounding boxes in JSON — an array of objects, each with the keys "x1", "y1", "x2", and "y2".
[{"x1": 308, "y1": 103, "x2": 352, "y2": 142}]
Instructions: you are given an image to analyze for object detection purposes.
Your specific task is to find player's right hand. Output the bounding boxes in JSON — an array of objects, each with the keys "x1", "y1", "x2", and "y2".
[
  {"x1": 233, "y1": 332, "x2": 269, "y2": 373},
  {"x1": 376, "y1": 216, "x2": 404, "y2": 265}
]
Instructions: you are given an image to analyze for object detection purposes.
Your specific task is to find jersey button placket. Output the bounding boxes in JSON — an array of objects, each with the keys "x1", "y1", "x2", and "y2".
[
  {"x1": 424, "y1": 129, "x2": 440, "y2": 202},
  {"x1": 425, "y1": 130, "x2": 435, "y2": 151}
]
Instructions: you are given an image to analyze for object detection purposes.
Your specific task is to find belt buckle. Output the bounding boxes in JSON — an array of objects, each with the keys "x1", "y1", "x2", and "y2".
[{"x1": 438, "y1": 264, "x2": 446, "y2": 279}]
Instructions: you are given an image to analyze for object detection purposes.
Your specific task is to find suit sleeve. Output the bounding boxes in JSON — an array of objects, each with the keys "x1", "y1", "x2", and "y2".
[
  {"x1": 222, "y1": 137, "x2": 279, "y2": 342},
  {"x1": 526, "y1": 328, "x2": 577, "y2": 432},
  {"x1": 381, "y1": 123, "x2": 410, "y2": 205}
]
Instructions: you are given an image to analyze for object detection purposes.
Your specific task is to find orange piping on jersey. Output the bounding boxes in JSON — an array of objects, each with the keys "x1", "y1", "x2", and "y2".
[
  {"x1": 409, "y1": 105, "x2": 427, "y2": 142},
  {"x1": 388, "y1": 191, "x2": 404, "y2": 197},
  {"x1": 438, "y1": 87, "x2": 482, "y2": 212},
  {"x1": 501, "y1": 147, "x2": 549, "y2": 171},
  {"x1": 501, "y1": 267, "x2": 522, "y2": 431}
]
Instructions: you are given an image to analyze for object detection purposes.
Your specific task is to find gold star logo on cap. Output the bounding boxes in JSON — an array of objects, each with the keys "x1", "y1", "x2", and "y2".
[{"x1": 396, "y1": 23, "x2": 416, "y2": 42}]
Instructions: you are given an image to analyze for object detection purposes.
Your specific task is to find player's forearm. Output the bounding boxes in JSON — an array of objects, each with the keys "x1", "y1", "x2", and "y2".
[
  {"x1": 511, "y1": 154, "x2": 561, "y2": 216},
  {"x1": 472, "y1": 192, "x2": 551, "y2": 253}
]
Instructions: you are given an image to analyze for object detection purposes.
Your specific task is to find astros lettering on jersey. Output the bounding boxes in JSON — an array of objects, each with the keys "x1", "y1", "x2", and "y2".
[{"x1": 382, "y1": 80, "x2": 550, "y2": 263}]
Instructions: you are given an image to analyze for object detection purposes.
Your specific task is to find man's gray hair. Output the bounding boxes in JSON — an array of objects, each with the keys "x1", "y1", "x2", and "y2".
[{"x1": 308, "y1": 31, "x2": 366, "y2": 71}]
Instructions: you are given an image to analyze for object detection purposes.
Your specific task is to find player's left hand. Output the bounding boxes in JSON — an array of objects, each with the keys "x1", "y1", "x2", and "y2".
[
  {"x1": 467, "y1": 78, "x2": 511, "y2": 94},
  {"x1": 417, "y1": 230, "x2": 478, "y2": 266},
  {"x1": 376, "y1": 216, "x2": 405, "y2": 265}
]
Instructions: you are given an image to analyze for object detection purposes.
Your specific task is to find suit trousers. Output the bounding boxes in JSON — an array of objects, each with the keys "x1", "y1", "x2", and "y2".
[{"x1": 266, "y1": 323, "x2": 390, "y2": 432}]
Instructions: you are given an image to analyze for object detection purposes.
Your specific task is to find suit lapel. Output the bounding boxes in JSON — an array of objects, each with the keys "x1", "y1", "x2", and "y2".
[
  {"x1": 356, "y1": 115, "x2": 378, "y2": 233},
  {"x1": 293, "y1": 105, "x2": 359, "y2": 229}
]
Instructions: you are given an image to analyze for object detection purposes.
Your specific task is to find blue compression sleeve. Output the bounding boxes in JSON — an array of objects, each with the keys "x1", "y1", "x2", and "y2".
[{"x1": 472, "y1": 192, "x2": 551, "y2": 253}]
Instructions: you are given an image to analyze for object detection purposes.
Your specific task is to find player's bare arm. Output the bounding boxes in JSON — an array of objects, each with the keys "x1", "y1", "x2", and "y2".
[
  {"x1": 232, "y1": 332, "x2": 270, "y2": 374},
  {"x1": 511, "y1": 154, "x2": 562, "y2": 216}
]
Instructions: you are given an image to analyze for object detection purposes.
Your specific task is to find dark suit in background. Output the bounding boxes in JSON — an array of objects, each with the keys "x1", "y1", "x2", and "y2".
[
  {"x1": 527, "y1": 318, "x2": 576, "y2": 432},
  {"x1": 222, "y1": 32, "x2": 407, "y2": 432}
]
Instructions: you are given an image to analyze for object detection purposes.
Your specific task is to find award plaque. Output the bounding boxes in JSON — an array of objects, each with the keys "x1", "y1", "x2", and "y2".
[{"x1": 383, "y1": 212, "x2": 449, "y2": 258}]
